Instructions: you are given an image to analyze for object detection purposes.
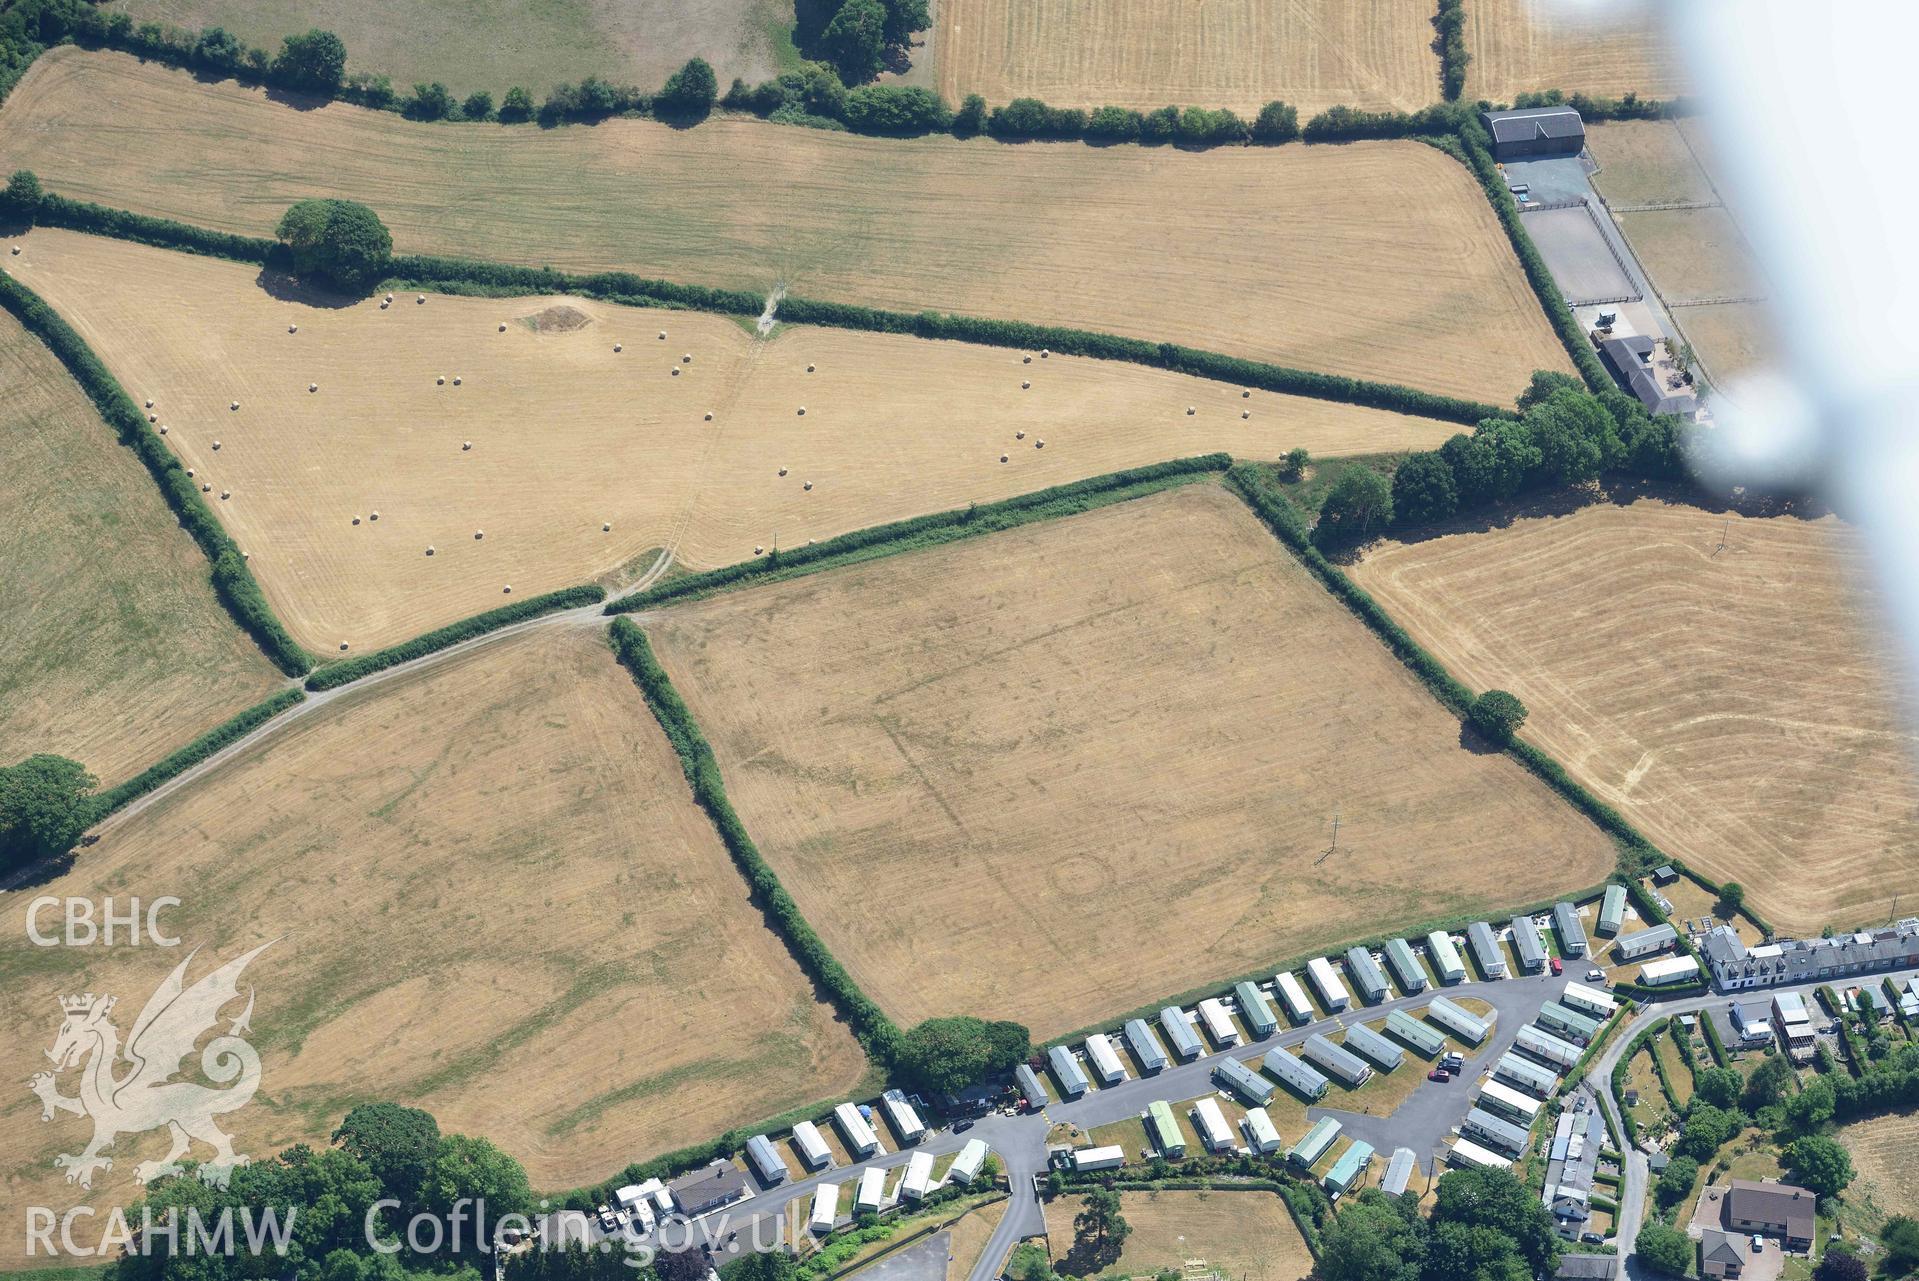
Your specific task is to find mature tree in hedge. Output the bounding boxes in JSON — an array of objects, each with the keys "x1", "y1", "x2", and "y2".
[
  {"x1": 190, "y1": 25, "x2": 247, "y2": 71},
  {"x1": 1783, "y1": 1135, "x2": 1854, "y2": 1198},
  {"x1": 1430, "y1": 1167, "x2": 1561, "y2": 1278},
  {"x1": 333, "y1": 1102, "x2": 441, "y2": 1208},
  {"x1": 405, "y1": 81, "x2": 456, "y2": 119},
  {"x1": 276, "y1": 198, "x2": 393, "y2": 291},
  {"x1": 1715, "y1": 881, "x2": 1746, "y2": 916},
  {"x1": 2, "y1": 169, "x2": 43, "y2": 221},
  {"x1": 1654, "y1": 1154, "x2": 1698, "y2": 1206},
  {"x1": 880, "y1": 0, "x2": 931, "y2": 46},
  {"x1": 823, "y1": 0, "x2": 887, "y2": 82},
  {"x1": 1784, "y1": 1078, "x2": 1835, "y2": 1133},
  {"x1": 1392, "y1": 451, "x2": 1458, "y2": 527},
  {"x1": 1882, "y1": 1216, "x2": 1919, "y2": 1273},
  {"x1": 1468, "y1": 690, "x2": 1527, "y2": 746},
  {"x1": 895, "y1": 1016, "x2": 1029, "y2": 1093},
  {"x1": 1316, "y1": 466, "x2": 1394, "y2": 545},
  {"x1": 272, "y1": 28, "x2": 347, "y2": 93},
  {"x1": 659, "y1": 57, "x2": 718, "y2": 115},
  {"x1": 1517, "y1": 369, "x2": 1586, "y2": 411},
  {"x1": 1743, "y1": 1052, "x2": 1795, "y2": 1112},
  {"x1": 954, "y1": 93, "x2": 987, "y2": 135},
  {"x1": 1252, "y1": 99, "x2": 1300, "y2": 142},
  {"x1": 0, "y1": 754, "x2": 96, "y2": 872},
  {"x1": 1635, "y1": 1222, "x2": 1694, "y2": 1277},
  {"x1": 1693, "y1": 1065, "x2": 1743, "y2": 1109},
  {"x1": 1086, "y1": 105, "x2": 1143, "y2": 141},
  {"x1": 461, "y1": 90, "x2": 494, "y2": 120},
  {"x1": 500, "y1": 86, "x2": 535, "y2": 121},
  {"x1": 1678, "y1": 1102, "x2": 1739, "y2": 1160},
  {"x1": 420, "y1": 1134, "x2": 532, "y2": 1225},
  {"x1": 843, "y1": 84, "x2": 950, "y2": 134},
  {"x1": 1316, "y1": 1189, "x2": 1425, "y2": 1281},
  {"x1": 1279, "y1": 447, "x2": 1311, "y2": 481}
]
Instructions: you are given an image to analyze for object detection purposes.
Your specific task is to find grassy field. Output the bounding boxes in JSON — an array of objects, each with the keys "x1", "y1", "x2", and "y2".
[
  {"x1": 1049, "y1": 1189, "x2": 1313, "y2": 1281},
  {"x1": 0, "y1": 626, "x2": 866, "y2": 1264},
  {"x1": 0, "y1": 308, "x2": 283, "y2": 786},
  {"x1": 1614, "y1": 207, "x2": 1764, "y2": 302},
  {"x1": 645, "y1": 482, "x2": 1614, "y2": 1036},
  {"x1": 1838, "y1": 1112, "x2": 1919, "y2": 1232},
  {"x1": 1350, "y1": 492, "x2": 1919, "y2": 936},
  {"x1": 1672, "y1": 301, "x2": 1778, "y2": 383},
  {"x1": 10, "y1": 228, "x2": 1457, "y2": 652},
  {"x1": 109, "y1": 0, "x2": 798, "y2": 102},
  {"x1": 934, "y1": 0, "x2": 1439, "y2": 117},
  {"x1": 1461, "y1": 0, "x2": 1687, "y2": 105},
  {"x1": 0, "y1": 49, "x2": 1572, "y2": 404},
  {"x1": 1587, "y1": 120, "x2": 1717, "y2": 208}
]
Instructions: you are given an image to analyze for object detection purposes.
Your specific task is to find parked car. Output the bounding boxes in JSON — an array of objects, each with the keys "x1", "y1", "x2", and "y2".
[
  {"x1": 1586, "y1": 968, "x2": 1606, "y2": 983},
  {"x1": 1550, "y1": 957, "x2": 1563, "y2": 976},
  {"x1": 1751, "y1": 1236, "x2": 1764, "y2": 1254},
  {"x1": 1441, "y1": 1052, "x2": 1465, "y2": 1071},
  {"x1": 1581, "y1": 1233, "x2": 1605, "y2": 1245},
  {"x1": 596, "y1": 1206, "x2": 617, "y2": 1232},
  {"x1": 953, "y1": 1119, "x2": 974, "y2": 1133},
  {"x1": 1428, "y1": 1068, "x2": 1450, "y2": 1082}
]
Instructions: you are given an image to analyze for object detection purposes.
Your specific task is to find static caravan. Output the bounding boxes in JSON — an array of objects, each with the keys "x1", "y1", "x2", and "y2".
[
  {"x1": 1234, "y1": 980, "x2": 1280, "y2": 1038},
  {"x1": 855, "y1": 1166, "x2": 886, "y2": 1214},
  {"x1": 1561, "y1": 981, "x2": 1618, "y2": 1019},
  {"x1": 1467, "y1": 922, "x2": 1509, "y2": 979},
  {"x1": 900, "y1": 1151, "x2": 935, "y2": 1200},
  {"x1": 1426, "y1": 931, "x2": 1467, "y2": 985},
  {"x1": 1598, "y1": 884, "x2": 1627, "y2": 937},
  {"x1": 1464, "y1": 1107, "x2": 1531, "y2": 1154},
  {"x1": 1288, "y1": 1115, "x2": 1342, "y2": 1168},
  {"x1": 1553, "y1": 902, "x2": 1589, "y2": 957},
  {"x1": 1423, "y1": 994, "x2": 1491, "y2": 1043},
  {"x1": 1345, "y1": 947, "x2": 1391, "y2": 1005},
  {"x1": 1072, "y1": 1145, "x2": 1124, "y2": 1172},
  {"x1": 1510, "y1": 915, "x2": 1547, "y2": 973},
  {"x1": 1514, "y1": 1024, "x2": 1584, "y2": 1069},
  {"x1": 745, "y1": 1134, "x2": 789, "y2": 1184},
  {"x1": 1639, "y1": 955, "x2": 1701, "y2": 986},
  {"x1": 1084, "y1": 1033, "x2": 1127, "y2": 1087},
  {"x1": 834, "y1": 1102, "x2": 880, "y2": 1159},
  {"x1": 1427, "y1": 996, "x2": 1492, "y2": 1044},
  {"x1": 1302, "y1": 1032, "x2": 1373, "y2": 1087},
  {"x1": 1494, "y1": 1052, "x2": 1560, "y2": 1098},
  {"x1": 808, "y1": 1183, "x2": 839, "y2": 1235},
  {"x1": 1343, "y1": 1022, "x2": 1406, "y2": 1071},
  {"x1": 1324, "y1": 1140, "x2": 1375, "y2": 1195},
  {"x1": 1015, "y1": 1063, "x2": 1048, "y2": 1111},
  {"x1": 1479, "y1": 1079, "x2": 1544, "y2": 1123},
  {"x1": 1382, "y1": 1147, "x2": 1417, "y2": 1196},
  {"x1": 1158, "y1": 1006, "x2": 1204, "y2": 1062},
  {"x1": 1048, "y1": 1044, "x2": 1090, "y2": 1098},
  {"x1": 1449, "y1": 1137, "x2": 1513, "y2": 1170},
  {"x1": 881, "y1": 1089, "x2": 927, "y2": 1144},
  {"x1": 1243, "y1": 1107, "x2": 1283, "y2": 1155},
  {"x1": 1306, "y1": 956, "x2": 1351, "y2": 1011},
  {"x1": 1197, "y1": 997, "x2": 1241, "y2": 1047},
  {"x1": 1215, "y1": 1055, "x2": 1276, "y2": 1106},
  {"x1": 1192, "y1": 1097, "x2": 1234, "y2": 1153},
  {"x1": 1384, "y1": 938, "x2": 1429, "y2": 993},
  {"x1": 1537, "y1": 1001, "x2": 1602, "y2": 1045},
  {"x1": 1124, "y1": 1018, "x2": 1169, "y2": 1074},
  {"x1": 1385, "y1": 1009, "x2": 1446, "y2": 1056},
  {"x1": 791, "y1": 1121, "x2": 832, "y2": 1171},
  {"x1": 1147, "y1": 1099, "x2": 1187, "y2": 1157},
  {"x1": 614, "y1": 1185, "x2": 658, "y2": 1235},
  {"x1": 1262, "y1": 1048, "x2": 1330, "y2": 1101},
  {"x1": 1614, "y1": 923, "x2": 1678, "y2": 960},
  {"x1": 949, "y1": 1138, "x2": 989, "y2": 1185},
  {"x1": 1274, "y1": 972, "x2": 1315, "y2": 1024}
]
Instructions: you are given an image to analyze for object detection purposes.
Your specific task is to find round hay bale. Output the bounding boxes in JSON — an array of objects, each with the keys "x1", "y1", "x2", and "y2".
[
  {"x1": 148, "y1": 413, "x2": 157, "y2": 423},
  {"x1": 1015, "y1": 430, "x2": 1025, "y2": 440},
  {"x1": 8, "y1": 246, "x2": 18, "y2": 256},
  {"x1": 380, "y1": 301, "x2": 390, "y2": 310},
  {"x1": 704, "y1": 411, "x2": 713, "y2": 421},
  {"x1": 614, "y1": 343, "x2": 623, "y2": 352},
  {"x1": 425, "y1": 545, "x2": 435, "y2": 556},
  {"x1": 417, "y1": 294, "x2": 426, "y2": 305},
  {"x1": 340, "y1": 642, "x2": 349, "y2": 651},
  {"x1": 602, "y1": 522, "x2": 611, "y2": 532},
  {"x1": 1000, "y1": 454, "x2": 1008, "y2": 463},
  {"x1": 352, "y1": 516, "x2": 361, "y2": 525},
  {"x1": 187, "y1": 468, "x2": 195, "y2": 477},
  {"x1": 212, "y1": 440, "x2": 222, "y2": 450},
  {"x1": 158, "y1": 425, "x2": 168, "y2": 434},
  {"x1": 1241, "y1": 410, "x2": 1250, "y2": 420},
  {"x1": 803, "y1": 481, "x2": 813, "y2": 491},
  {"x1": 289, "y1": 324, "x2": 298, "y2": 334},
  {"x1": 755, "y1": 545, "x2": 764, "y2": 555},
  {"x1": 1242, "y1": 389, "x2": 1251, "y2": 398},
  {"x1": 386, "y1": 294, "x2": 394, "y2": 303},
  {"x1": 658, "y1": 331, "x2": 667, "y2": 340},
  {"x1": 1186, "y1": 406, "x2": 1195, "y2": 415},
  {"x1": 682, "y1": 353, "x2": 691, "y2": 363},
  {"x1": 201, "y1": 482, "x2": 211, "y2": 492},
  {"x1": 778, "y1": 467, "x2": 787, "y2": 477},
  {"x1": 671, "y1": 367, "x2": 681, "y2": 376},
  {"x1": 220, "y1": 490, "x2": 230, "y2": 500},
  {"x1": 1035, "y1": 439, "x2": 1045, "y2": 449},
  {"x1": 462, "y1": 441, "x2": 472, "y2": 451},
  {"x1": 500, "y1": 323, "x2": 508, "y2": 332},
  {"x1": 309, "y1": 383, "x2": 318, "y2": 393},
  {"x1": 437, "y1": 376, "x2": 446, "y2": 385},
  {"x1": 503, "y1": 585, "x2": 512, "y2": 593},
  {"x1": 453, "y1": 376, "x2": 462, "y2": 386},
  {"x1": 1022, "y1": 355, "x2": 1031, "y2": 364},
  {"x1": 145, "y1": 399, "x2": 154, "y2": 408},
  {"x1": 797, "y1": 406, "x2": 806, "y2": 416},
  {"x1": 1021, "y1": 380, "x2": 1030, "y2": 390},
  {"x1": 230, "y1": 401, "x2": 239, "y2": 411},
  {"x1": 474, "y1": 529, "x2": 483, "y2": 539},
  {"x1": 1041, "y1": 349, "x2": 1050, "y2": 358},
  {"x1": 370, "y1": 510, "x2": 379, "y2": 520},
  {"x1": 806, "y1": 363, "x2": 815, "y2": 373}
]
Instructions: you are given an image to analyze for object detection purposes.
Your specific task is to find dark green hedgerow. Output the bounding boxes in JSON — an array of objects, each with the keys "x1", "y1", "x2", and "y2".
[
  {"x1": 0, "y1": 272, "x2": 310, "y2": 675},
  {"x1": 304, "y1": 585, "x2": 605, "y2": 691},
  {"x1": 607, "y1": 456, "x2": 1231, "y2": 614},
  {"x1": 85, "y1": 688, "x2": 305, "y2": 821},
  {"x1": 607, "y1": 616, "x2": 904, "y2": 1066}
]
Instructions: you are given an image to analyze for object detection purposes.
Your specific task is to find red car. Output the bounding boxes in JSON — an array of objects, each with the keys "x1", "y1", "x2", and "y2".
[
  {"x1": 1550, "y1": 957, "x2": 1564, "y2": 975},
  {"x1": 1428, "y1": 1068, "x2": 1450, "y2": 1082}
]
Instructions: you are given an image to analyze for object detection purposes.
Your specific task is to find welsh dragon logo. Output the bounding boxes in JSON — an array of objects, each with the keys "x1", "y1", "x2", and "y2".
[{"x1": 28, "y1": 942, "x2": 272, "y2": 1191}]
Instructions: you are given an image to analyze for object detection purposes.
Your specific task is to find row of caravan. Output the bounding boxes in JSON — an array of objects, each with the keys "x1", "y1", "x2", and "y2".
[{"x1": 802, "y1": 1139, "x2": 992, "y2": 1234}]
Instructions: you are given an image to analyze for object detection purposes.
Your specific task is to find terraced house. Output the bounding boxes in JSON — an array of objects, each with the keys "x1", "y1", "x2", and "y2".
[{"x1": 1700, "y1": 920, "x2": 1919, "y2": 991}]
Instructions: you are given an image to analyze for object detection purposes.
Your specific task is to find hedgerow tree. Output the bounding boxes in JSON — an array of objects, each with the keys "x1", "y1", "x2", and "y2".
[
  {"x1": 1315, "y1": 466, "x2": 1393, "y2": 545},
  {"x1": 0, "y1": 169, "x2": 40, "y2": 222},
  {"x1": 1783, "y1": 1134, "x2": 1854, "y2": 1198},
  {"x1": 0, "y1": 754, "x2": 96, "y2": 873},
  {"x1": 1251, "y1": 99, "x2": 1300, "y2": 142},
  {"x1": 1715, "y1": 881, "x2": 1746, "y2": 916},
  {"x1": 895, "y1": 1016, "x2": 1029, "y2": 1094},
  {"x1": 823, "y1": 0, "x2": 887, "y2": 82},
  {"x1": 275, "y1": 198, "x2": 392, "y2": 291},
  {"x1": 333, "y1": 1102, "x2": 440, "y2": 1211},
  {"x1": 659, "y1": 57, "x2": 718, "y2": 116},
  {"x1": 1468, "y1": 690, "x2": 1527, "y2": 746},
  {"x1": 1392, "y1": 451, "x2": 1458, "y2": 527},
  {"x1": 271, "y1": 28, "x2": 347, "y2": 93},
  {"x1": 500, "y1": 86, "x2": 535, "y2": 121},
  {"x1": 461, "y1": 90, "x2": 494, "y2": 120}
]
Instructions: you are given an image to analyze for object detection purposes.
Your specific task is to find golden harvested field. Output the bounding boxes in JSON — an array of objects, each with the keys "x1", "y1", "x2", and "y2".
[
  {"x1": 1839, "y1": 1112, "x2": 1919, "y2": 1229},
  {"x1": 1673, "y1": 302, "x2": 1778, "y2": 383},
  {"x1": 0, "y1": 626, "x2": 865, "y2": 1263},
  {"x1": 1615, "y1": 207, "x2": 1764, "y2": 302},
  {"x1": 1350, "y1": 494, "x2": 1919, "y2": 934},
  {"x1": 0, "y1": 309, "x2": 282, "y2": 786},
  {"x1": 1050, "y1": 1190, "x2": 1314, "y2": 1281},
  {"x1": 1463, "y1": 0, "x2": 1687, "y2": 104},
  {"x1": 9, "y1": 228, "x2": 1457, "y2": 652},
  {"x1": 0, "y1": 49, "x2": 1571, "y2": 403},
  {"x1": 1587, "y1": 120, "x2": 1717, "y2": 208},
  {"x1": 935, "y1": 0, "x2": 1439, "y2": 117},
  {"x1": 645, "y1": 483, "x2": 1614, "y2": 1036}
]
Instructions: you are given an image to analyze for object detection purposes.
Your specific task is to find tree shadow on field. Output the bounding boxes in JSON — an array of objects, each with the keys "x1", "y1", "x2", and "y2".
[
  {"x1": 263, "y1": 84, "x2": 334, "y2": 112},
  {"x1": 10, "y1": 850, "x2": 78, "y2": 891},
  {"x1": 254, "y1": 267, "x2": 361, "y2": 309},
  {"x1": 1457, "y1": 722, "x2": 1506, "y2": 756}
]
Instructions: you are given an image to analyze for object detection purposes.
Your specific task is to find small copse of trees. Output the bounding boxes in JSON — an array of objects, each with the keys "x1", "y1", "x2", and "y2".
[{"x1": 275, "y1": 198, "x2": 392, "y2": 292}]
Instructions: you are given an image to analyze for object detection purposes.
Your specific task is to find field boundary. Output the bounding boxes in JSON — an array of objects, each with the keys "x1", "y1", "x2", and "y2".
[
  {"x1": 0, "y1": 270, "x2": 311, "y2": 675},
  {"x1": 304, "y1": 585, "x2": 606, "y2": 690},
  {"x1": 24, "y1": 192, "x2": 1511, "y2": 424},
  {"x1": 1044, "y1": 1175, "x2": 1326, "y2": 1258},
  {"x1": 608, "y1": 456, "x2": 1232, "y2": 613},
  {"x1": 80, "y1": 687, "x2": 306, "y2": 823}
]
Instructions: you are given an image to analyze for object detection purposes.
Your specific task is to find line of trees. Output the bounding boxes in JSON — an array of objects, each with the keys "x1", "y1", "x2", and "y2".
[{"x1": 1315, "y1": 1167, "x2": 1565, "y2": 1281}]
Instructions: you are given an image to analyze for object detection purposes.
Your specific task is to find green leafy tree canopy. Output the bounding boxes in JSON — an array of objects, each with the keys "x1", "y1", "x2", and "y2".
[
  {"x1": 1468, "y1": 690, "x2": 1528, "y2": 747},
  {"x1": 0, "y1": 754, "x2": 97, "y2": 872},
  {"x1": 275, "y1": 198, "x2": 393, "y2": 291}
]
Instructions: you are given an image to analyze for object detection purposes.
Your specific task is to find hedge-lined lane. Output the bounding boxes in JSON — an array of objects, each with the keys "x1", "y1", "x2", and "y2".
[
  {"x1": 85, "y1": 687, "x2": 305, "y2": 822},
  {"x1": 304, "y1": 585, "x2": 606, "y2": 690}
]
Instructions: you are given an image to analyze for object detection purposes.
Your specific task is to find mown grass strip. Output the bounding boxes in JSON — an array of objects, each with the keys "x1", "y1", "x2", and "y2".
[
  {"x1": 304, "y1": 585, "x2": 605, "y2": 691},
  {"x1": 85, "y1": 687, "x2": 305, "y2": 822},
  {"x1": 0, "y1": 270, "x2": 310, "y2": 675},
  {"x1": 608, "y1": 456, "x2": 1231, "y2": 614}
]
